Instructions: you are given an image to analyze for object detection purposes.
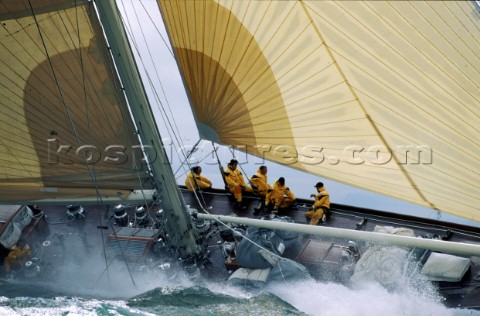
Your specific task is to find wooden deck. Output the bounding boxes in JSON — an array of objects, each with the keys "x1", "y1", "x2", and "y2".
[{"x1": 0, "y1": 188, "x2": 478, "y2": 309}]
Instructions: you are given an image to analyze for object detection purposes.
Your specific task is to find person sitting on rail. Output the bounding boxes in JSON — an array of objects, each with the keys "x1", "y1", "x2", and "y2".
[
  {"x1": 305, "y1": 182, "x2": 330, "y2": 225},
  {"x1": 266, "y1": 177, "x2": 296, "y2": 214},
  {"x1": 185, "y1": 166, "x2": 212, "y2": 192},
  {"x1": 249, "y1": 165, "x2": 273, "y2": 213},
  {"x1": 224, "y1": 159, "x2": 253, "y2": 210}
]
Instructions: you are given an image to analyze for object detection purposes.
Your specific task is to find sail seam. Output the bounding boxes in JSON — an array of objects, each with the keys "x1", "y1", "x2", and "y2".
[
  {"x1": 299, "y1": 0, "x2": 437, "y2": 211},
  {"x1": 27, "y1": 0, "x2": 104, "y2": 203}
]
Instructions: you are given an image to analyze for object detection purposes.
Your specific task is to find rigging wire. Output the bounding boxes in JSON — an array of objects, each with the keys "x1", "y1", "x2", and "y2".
[
  {"x1": 137, "y1": 0, "x2": 175, "y2": 58},
  {"x1": 117, "y1": 1, "x2": 289, "y2": 266},
  {"x1": 113, "y1": 0, "x2": 202, "y2": 261},
  {"x1": 101, "y1": 223, "x2": 138, "y2": 288},
  {"x1": 173, "y1": 138, "x2": 202, "y2": 178},
  {"x1": 128, "y1": 1, "x2": 179, "y2": 133},
  {"x1": 117, "y1": 0, "x2": 201, "y2": 186},
  {"x1": 181, "y1": 187, "x2": 287, "y2": 265},
  {"x1": 92, "y1": 0, "x2": 176, "y2": 286},
  {"x1": 120, "y1": 9, "x2": 251, "y2": 236},
  {"x1": 95, "y1": 0, "x2": 153, "y2": 208},
  {"x1": 119, "y1": 0, "x2": 184, "y2": 150},
  {"x1": 29, "y1": 0, "x2": 130, "y2": 285},
  {"x1": 27, "y1": 0, "x2": 104, "y2": 206},
  {"x1": 116, "y1": 0, "x2": 191, "y2": 217},
  {"x1": 72, "y1": 0, "x2": 111, "y2": 283},
  {"x1": 174, "y1": 146, "x2": 217, "y2": 180}
]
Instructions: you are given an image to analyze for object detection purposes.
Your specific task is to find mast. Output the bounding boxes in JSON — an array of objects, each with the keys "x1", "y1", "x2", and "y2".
[{"x1": 94, "y1": 0, "x2": 199, "y2": 258}]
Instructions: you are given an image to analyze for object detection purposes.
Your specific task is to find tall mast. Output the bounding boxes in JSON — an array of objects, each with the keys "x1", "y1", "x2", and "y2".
[{"x1": 95, "y1": 0, "x2": 199, "y2": 258}]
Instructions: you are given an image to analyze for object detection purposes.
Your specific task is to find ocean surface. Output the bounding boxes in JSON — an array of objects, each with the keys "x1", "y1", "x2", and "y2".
[{"x1": 1, "y1": 259, "x2": 479, "y2": 316}]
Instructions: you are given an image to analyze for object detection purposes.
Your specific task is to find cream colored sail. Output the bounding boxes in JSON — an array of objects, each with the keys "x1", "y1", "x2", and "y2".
[
  {"x1": 0, "y1": 0, "x2": 148, "y2": 202},
  {"x1": 158, "y1": 0, "x2": 480, "y2": 221}
]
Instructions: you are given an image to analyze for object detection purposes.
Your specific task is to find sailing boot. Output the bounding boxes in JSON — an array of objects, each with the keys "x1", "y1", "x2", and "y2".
[
  {"x1": 253, "y1": 199, "x2": 265, "y2": 215},
  {"x1": 269, "y1": 207, "x2": 279, "y2": 219},
  {"x1": 265, "y1": 202, "x2": 274, "y2": 213}
]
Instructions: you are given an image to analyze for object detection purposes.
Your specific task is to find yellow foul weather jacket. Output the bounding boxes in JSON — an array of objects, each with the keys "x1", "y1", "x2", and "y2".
[
  {"x1": 250, "y1": 169, "x2": 272, "y2": 195},
  {"x1": 224, "y1": 166, "x2": 247, "y2": 189},
  {"x1": 313, "y1": 187, "x2": 330, "y2": 210},
  {"x1": 267, "y1": 181, "x2": 295, "y2": 208},
  {"x1": 185, "y1": 171, "x2": 212, "y2": 191},
  {"x1": 224, "y1": 165, "x2": 253, "y2": 202}
]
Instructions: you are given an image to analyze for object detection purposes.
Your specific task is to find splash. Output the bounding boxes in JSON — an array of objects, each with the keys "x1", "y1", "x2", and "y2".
[
  {"x1": 266, "y1": 279, "x2": 449, "y2": 316},
  {"x1": 2, "y1": 243, "x2": 479, "y2": 316}
]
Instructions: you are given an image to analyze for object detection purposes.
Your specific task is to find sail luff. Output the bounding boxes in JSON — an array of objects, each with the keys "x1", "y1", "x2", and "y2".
[{"x1": 302, "y1": 1, "x2": 437, "y2": 210}]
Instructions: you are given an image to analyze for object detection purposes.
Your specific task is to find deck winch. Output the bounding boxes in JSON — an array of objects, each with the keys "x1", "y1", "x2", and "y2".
[
  {"x1": 66, "y1": 205, "x2": 86, "y2": 219},
  {"x1": 113, "y1": 204, "x2": 128, "y2": 226},
  {"x1": 135, "y1": 206, "x2": 148, "y2": 226}
]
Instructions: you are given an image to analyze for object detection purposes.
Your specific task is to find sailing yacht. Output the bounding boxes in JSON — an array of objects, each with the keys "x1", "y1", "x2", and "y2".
[{"x1": 0, "y1": 0, "x2": 479, "y2": 310}]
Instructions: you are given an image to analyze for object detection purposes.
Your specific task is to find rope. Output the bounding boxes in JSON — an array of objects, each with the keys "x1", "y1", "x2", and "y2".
[
  {"x1": 118, "y1": 0, "x2": 191, "y2": 170},
  {"x1": 173, "y1": 138, "x2": 202, "y2": 178},
  {"x1": 212, "y1": 143, "x2": 229, "y2": 189}
]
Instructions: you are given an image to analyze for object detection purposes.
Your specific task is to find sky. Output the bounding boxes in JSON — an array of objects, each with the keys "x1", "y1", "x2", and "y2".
[{"x1": 117, "y1": 0, "x2": 478, "y2": 227}]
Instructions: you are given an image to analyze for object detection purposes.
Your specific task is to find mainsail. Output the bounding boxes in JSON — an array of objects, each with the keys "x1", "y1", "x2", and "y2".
[
  {"x1": 157, "y1": 0, "x2": 480, "y2": 221},
  {"x1": 0, "y1": 0, "x2": 148, "y2": 202},
  {"x1": 0, "y1": 0, "x2": 199, "y2": 255}
]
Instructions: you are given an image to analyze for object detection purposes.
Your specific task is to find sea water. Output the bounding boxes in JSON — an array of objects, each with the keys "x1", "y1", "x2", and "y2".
[
  {"x1": 1, "y1": 281, "x2": 479, "y2": 316},
  {"x1": 0, "y1": 256, "x2": 478, "y2": 316}
]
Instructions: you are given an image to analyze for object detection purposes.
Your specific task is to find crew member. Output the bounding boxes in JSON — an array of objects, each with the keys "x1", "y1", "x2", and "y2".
[
  {"x1": 4, "y1": 240, "x2": 31, "y2": 273},
  {"x1": 185, "y1": 166, "x2": 212, "y2": 191},
  {"x1": 267, "y1": 177, "x2": 296, "y2": 214},
  {"x1": 305, "y1": 182, "x2": 330, "y2": 225},
  {"x1": 224, "y1": 159, "x2": 253, "y2": 210},
  {"x1": 250, "y1": 166, "x2": 273, "y2": 213}
]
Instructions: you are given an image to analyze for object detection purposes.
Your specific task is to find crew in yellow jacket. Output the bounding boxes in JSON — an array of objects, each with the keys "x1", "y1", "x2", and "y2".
[
  {"x1": 4, "y1": 242, "x2": 31, "y2": 273},
  {"x1": 266, "y1": 177, "x2": 296, "y2": 213},
  {"x1": 250, "y1": 166, "x2": 273, "y2": 213},
  {"x1": 250, "y1": 166, "x2": 272, "y2": 197},
  {"x1": 185, "y1": 166, "x2": 212, "y2": 191},
  {"x1": 224, "y1": 159, "x2": 253, "y2": 209},
  {"x1": 305, "y1": 182, "x2": 330, "y2": 225}
]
